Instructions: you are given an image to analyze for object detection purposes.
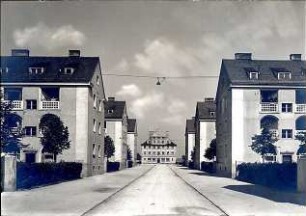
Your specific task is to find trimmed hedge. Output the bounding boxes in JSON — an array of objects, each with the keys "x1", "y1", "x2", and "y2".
[
  {"x1": 236, "y1": 162, "x2": 297, "y2": 190},
  {"x1": 201, "y1": 161, "x2": 216, "y2": 173},
  {"x1": 107, "y1": 162, "x2": 120, "y2": 172},
  {"x1": 17, "y1": 162, "x2": 82, "y2": 189}
]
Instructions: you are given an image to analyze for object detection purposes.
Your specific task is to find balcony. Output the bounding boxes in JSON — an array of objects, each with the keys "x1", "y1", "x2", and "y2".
[
  {"x1": 295, "y1": 104, "x2": 306, "y2": 113},
  {"x1": 40, "y1": 100, "x2": 60, "y2": 110},
  {"x1": 260, "y1": 103, "x2": 278, "y2": 113},
  {"x1": 2, "y1": 100, "x2": 23, "y2": 110}
]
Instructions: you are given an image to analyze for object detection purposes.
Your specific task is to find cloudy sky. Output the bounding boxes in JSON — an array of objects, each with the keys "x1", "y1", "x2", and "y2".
[{"x1": 1, "y1": 1, "x2": 305, "y2": 156}]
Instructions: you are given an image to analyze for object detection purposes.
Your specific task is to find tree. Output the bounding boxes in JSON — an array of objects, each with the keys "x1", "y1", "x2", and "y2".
[
  {"x1": 204, "y1": 138, "x2": 216, "y2": 161},
  {"x1": 295, "y1": 131, "x2": 306, "y2": 156},
  {"x1": 127, "y1": 146, "x2": 132, "y2": 161},
  {"x1": 104, "y1": 135, "x2": 115, "y2": 162},
  {"x1": 136, "y1": 153, "x2": 142, "y2": 162},
  {"x1": 251, "y1": 128, "x2": 277, "y2": 162},
  {"x1": 190, "y1": 146, "x2": 196, "y2": 162},
  {"x1": 1, "y1": 100, "x2": 23, "y2": 155},
  {"x1": 39, "y1": 114, "x2": 70, "y2": 162}
]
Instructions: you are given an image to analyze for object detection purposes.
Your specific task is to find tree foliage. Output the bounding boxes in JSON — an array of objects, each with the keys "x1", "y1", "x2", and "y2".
[
  {"x1": 295, "y1": 131, "x2": 306, "y2": 155},
  {"x1": 39, "y1": 114, "x2": 70, "y2": 162},
  {"x1": 104, "y1": 135, "x2": 115, "y2": 160},
  {"x1": 251, "y1": 128, "x2": 277, "y2": 160},
  {"x1": 204, "y1": 138, "x2": 216, "y2": 160},
  {"x1": 190, "y1": 146, "x2": 196, "y2": 162},
  {"x1": 0, "y1": 100, "x2": 23, "y2": 155},
  {"x1": 136, "y1": 153, "x2": 142, "y2": 161}
]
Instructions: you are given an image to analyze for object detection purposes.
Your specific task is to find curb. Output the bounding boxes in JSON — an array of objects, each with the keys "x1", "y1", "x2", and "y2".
[
  {"x1": 169, "y1": 165, "x2": 230, "y2": 216},
  {"x1": 81, "y1": 165, "x2": 155, "y2": 216}
]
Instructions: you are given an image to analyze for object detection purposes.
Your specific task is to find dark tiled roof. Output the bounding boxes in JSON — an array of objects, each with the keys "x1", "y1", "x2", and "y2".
[
  {"x1": 196, "y1": 101, "x2": 216, "y2": 120},
  {"x1": 104, "y1": 100, "x2": 126, "y2": 119},
  {"x1": 127, "y1": 119, "x2": 137, "y2": 132},
  {"x1": 222, "y1": 59, "x2": 306, "y2": 86},
  {"x1": 141, "y1": 140, "x2": 177, "y2": 146},
  {"x1": 0, "y1": 56, "x2": 99, "y2": 83},
  {"x1": 186, "y1": 118, "x2": 195, "y2": 133}
]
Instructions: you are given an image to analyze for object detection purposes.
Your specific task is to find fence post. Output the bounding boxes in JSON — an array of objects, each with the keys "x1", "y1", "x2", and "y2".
[
  {"x1": 297, "y1": 155, "x2": 306, "y2": 193},
  {"x1": 1, "y1": 155, "x2": 17, "y2": 192}
]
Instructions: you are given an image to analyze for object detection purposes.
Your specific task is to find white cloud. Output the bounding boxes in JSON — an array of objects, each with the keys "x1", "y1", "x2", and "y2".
[
  {"x1": 161, "y1": 99, "x2": 187, "y2": 125},
  {"x1": 13, "y1": 23, "x2": 86, "y2": 50},
  {"x1": 130, "y1": 91, "x2": 164, "y2": 118},
  {"x1": 116, "y1": 84, "x2": 142, "y2": 98}
]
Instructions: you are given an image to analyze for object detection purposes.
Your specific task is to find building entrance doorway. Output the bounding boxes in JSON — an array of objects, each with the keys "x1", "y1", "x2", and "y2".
[{"x1": 157, "y1": 158, "x2": 160, "y2": 163}]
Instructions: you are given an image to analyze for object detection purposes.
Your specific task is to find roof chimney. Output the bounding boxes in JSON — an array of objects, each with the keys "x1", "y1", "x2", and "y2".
[
  {"x1": 289, "y1": 54, "x2": 301, "y2": 61},
  {"x1": 108, "y1": 97, "x2": 115, "y2": 101},
  {"x1": 235, "y1": 53, "x2": 252, "y2": 60},
  {"x1": 69, "y1": 50, "x2": 80, "y2": 57},
  {"x1": 11, "y1": 49, "x2": 29, "y2": 57},
  {"x1": 205, "y1": 98, "x2": 215, "y2": 102}
]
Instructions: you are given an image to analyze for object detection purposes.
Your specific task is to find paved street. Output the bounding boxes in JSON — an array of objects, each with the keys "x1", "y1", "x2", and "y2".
[
  {"x1": 2, "y1": 164, "x2": 306, "y2": 216},
  {"x1": 84, "y1": 165, "x2": 224, "y2": 216}
]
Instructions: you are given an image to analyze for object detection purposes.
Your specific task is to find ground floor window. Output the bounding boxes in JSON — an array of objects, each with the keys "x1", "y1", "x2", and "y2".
[
  {"x1": 25, "y1": 152, "x2": 36, "y2": 163},
  {"x1": 264, "y1": 155, "x2": 276, "y2": 162},
  {"x1": 282, "y1": 154, "x2": 292, "y2": 163}
]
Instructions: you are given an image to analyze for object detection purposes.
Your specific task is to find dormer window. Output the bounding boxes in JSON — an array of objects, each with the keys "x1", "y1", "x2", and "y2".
[
  {"x1": 210, "y1": 111, "x2": 216, "y2": 117},
  {"x1": 96, "y1": 75, "x2": 100, "y2": 85},
  {"x1": 0, "y1": 67, "x2": 9, "y2": 74},
  {"x1": 278, "y1": 72, "x2": 291, "y2": 80},
  {"x1": 108, "y1": 109, "x2": 114, "y2": 114},
  {"x1": 64, "y1": 67, "x2": 74, "y2": 75},
  {"x1": 29, "y1": 67, "x2": 44, "y2": 75},
  {"x1": 249, "y1": 72, "x2": 259, "y2": 80}
]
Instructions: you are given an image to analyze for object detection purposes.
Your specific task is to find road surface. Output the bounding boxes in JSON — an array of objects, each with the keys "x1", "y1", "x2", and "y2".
[{"x1": 84, "y1": 165, "x2": 225, "y2": 216}]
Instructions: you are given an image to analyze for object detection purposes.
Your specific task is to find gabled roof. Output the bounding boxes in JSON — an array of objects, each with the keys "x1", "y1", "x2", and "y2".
[
  {"x1": 195, "y1": 100, "x2": 216, "y2": 120},
  {"x1": 221, "y1": 59, "x2": 306, "y2": 86},
  {"x1": 127, "y1": 119, "x2": 137, "y2": 133},
  {"x1": 0, "y1": 56, "x2": 100, "y2": 83},
  {"x1": 185, "y1": 118, "x2": 195, "y2": 133},
  {"x1": 104, "y1": 100, "x2": 126, "y2": 119}
]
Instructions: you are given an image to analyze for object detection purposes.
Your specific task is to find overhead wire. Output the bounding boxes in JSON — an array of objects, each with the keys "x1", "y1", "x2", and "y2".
[{"x1": 101, "y1": 73, "x2": 218, "y2": 79}]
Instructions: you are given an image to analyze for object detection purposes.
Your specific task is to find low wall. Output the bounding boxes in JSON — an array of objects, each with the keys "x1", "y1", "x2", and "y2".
[{"x1": 298, "y1": 156, "x2": 306, "y2": 192}]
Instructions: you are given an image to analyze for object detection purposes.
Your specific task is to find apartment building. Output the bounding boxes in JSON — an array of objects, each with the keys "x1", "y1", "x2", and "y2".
[
  {"x1": 184, "y1": 118, "x2": 195, "y2": 166},
  {"x1": 194, "y1": 98, "x2": 216, "y2": 170},
  {"x1": 1, "y1": 49, "x2": 106, "y2": 177},
  {"x1": 127, "y1": 118, "x2": 138, "y2": 162},
  {"x1": 141, "y1": 130, "x2": 177, "y2": 164},
  {"x1": 216, "y1": 53, "x2": 306, "y2": 177},
  {"x1": 104, "y1": 97, "x2": 128, "y2": 169}
]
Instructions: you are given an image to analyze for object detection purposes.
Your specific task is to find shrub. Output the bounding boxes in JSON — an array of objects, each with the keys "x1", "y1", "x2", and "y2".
[
  {"x1": 236, "y1": 162, "x2": 297, "y2": 190},
  {"x1": 107, "y1": 161, "x2": 120, "y2": 172},
  {"x1": 17, "y1": 162, "x2": 82, "y2": 189},
  {"x1": 201, "y1": 161, "x2": 216, "y2": 173},
  {"x1": 127, "y1": 160, "x2": 133, "y2": 168}
]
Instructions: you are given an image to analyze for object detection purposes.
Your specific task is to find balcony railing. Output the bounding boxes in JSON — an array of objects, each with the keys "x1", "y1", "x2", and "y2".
[
  {"x1": 260, "y1": 103, "x2": 278, "y2": 113},
  {"x1": 40, "y1": 100, "x2": 60, "y2": 109},
  {"x1": 2, "y1": 100, "x2": 23, "y2": 110},
  {"x1": 295, "y1": 104, "x2": 306, "y2": 113}
]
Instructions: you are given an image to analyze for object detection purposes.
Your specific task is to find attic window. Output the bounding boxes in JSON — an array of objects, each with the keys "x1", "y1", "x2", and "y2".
[
  {"x1": 278, "y1": 72, "x2": 291, "y2": 80},
  {"x1": 249, "y1": 72, "x2": 259, "y2": 80},
  {"x1": 29, "y1": 67, "x2": 44, "y2": 75},
  {"x1": 108, "y1": 109, "x2": 114, "y2": 114},
  {"x1": 64, "y1": 67, "x2": 74, "y2": 75},
  {"x1": 0, "y1": 67, "x2": 9, "y2": 74},
  {"x1": 210, "y1": 111, "x2": 216, "y2": 117},
  {"x1": 96, "y1": 75, "x2": 100, "y2": 85}
]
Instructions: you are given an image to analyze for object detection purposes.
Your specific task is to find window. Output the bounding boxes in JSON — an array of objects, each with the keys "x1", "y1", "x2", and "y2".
[
  {"x1": 210, "y1": 111, "x2": 216, "y2": 117},
  {"x1": 92, "y1": 144, "x2": 96, "y2": 158},
  {"x1": 24, "y1": 126, "x2": 37, "y2": 136},
  {"x1": 93, "y1": 95, "x2": 96, "y2": 108},
  {"x1": 108, "y1": 109, "x2": 114, "y2": 114},
  {"x1": 93, "y1": 119, "x2": 96, "y2": 132},
  {"x1": 281, "y1": 103, "x2": 292, "y2": 113},
  {"x1": 96, "y1": 75, "x2": 100, "y2": 85},
  {"x1": 148, "y1": 151, "x2": 151, "y2": 155},
  {"x1": 260, "y1": 90, "x2": 278, "y2": 102},
  {"x1": 64, "y1": 67, "x2": 74, "y2": 75},
  {"x1": 41, "y1": 88, "x2": 59, "y2": 101},
  {"x1": 98, "y1": 123, "x2": 102, "y2": 134},
  {"x1": 98, "y1": 100, "x2": 102, "y2": 112},
  {"x1": 277, "y1": 72, "x2": 291, "y2": 80},
  {"x1": 25, "y1": 152, "x2": 36, "y2": 163},
  {"x1": 282, "y1": 129, "x2": 293, "y2": 139},
  {"x1": 26, "y1": 100, "x2": 37, "y2": 110},
  {"x1": 29, "y1": 67, "x2": 44, "y2": 75},
  {"x1": 97, "y1": 145, "x2": 101, "y2": 158},
  {"x1": 249, "y1": 72, "x2": 259, "y2": 80},
  {"x1": 282, "y1": 154, "x2": 292, "y2": 163},
  {"x1": 4, "y1": 88, "x2": 22, "y2": 100},
  {"x1": 0, "y1": 67, "x2": 9, "y2": 74},
  {"x1": 264, "y1": 155, "x2": 276, "y2": 162}
]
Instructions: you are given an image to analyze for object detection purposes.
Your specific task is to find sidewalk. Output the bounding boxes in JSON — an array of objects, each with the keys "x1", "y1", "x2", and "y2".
[
  {"x1": 1, "y1": 165, "x2": 154, "y2": 216},
  {"x1": 171, "y1": 165, "x2": 306, "y2": 216}
]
